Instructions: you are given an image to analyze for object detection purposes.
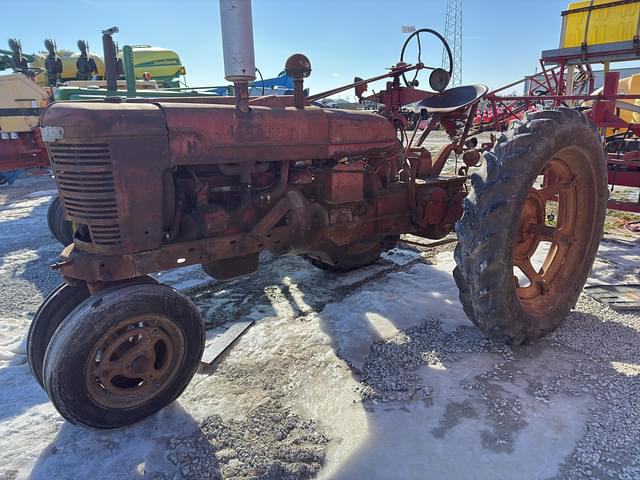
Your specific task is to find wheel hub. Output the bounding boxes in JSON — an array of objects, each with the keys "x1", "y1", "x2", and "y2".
[
  {"x1": 85, "y1": 314, "x2": 184, "y2": 409},
  {"x1": 514, "y1": 189, "x2": 545, "y2": 261},
  {"x1": 129, "y1": 353, "x2": 152, "y2": 375}
]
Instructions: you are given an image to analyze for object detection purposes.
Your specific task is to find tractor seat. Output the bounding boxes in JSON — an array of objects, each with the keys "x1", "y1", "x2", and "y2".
[{"x1": 414, "y1": 84, "x2": 488, "y2": 114}]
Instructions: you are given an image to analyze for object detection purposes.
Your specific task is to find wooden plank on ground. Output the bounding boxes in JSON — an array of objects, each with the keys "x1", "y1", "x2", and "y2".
[
  {"x1": 585, "y1": 284, "x2": 640, "y2": 311},
  {"x1": 201, "y1": 320, "x2": 254, "y2": 365}
]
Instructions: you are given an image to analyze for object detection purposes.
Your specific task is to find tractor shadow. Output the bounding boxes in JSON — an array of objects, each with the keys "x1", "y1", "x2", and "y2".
[
  {"x1": 27, "y1": 402, "x2": 219, "y2": 480},
  {"x1": 0, "y1": 191, "x2": 63, "y2": 303},
  {"x1": 590, "y1": 235, "x2": 640, "y2": 285},
  {"x1": 178, "y1": 248, "x2": 421, "y2": 330},
  {"x1": 0, "y1": 195, "x2": 63, "y2": 423}
]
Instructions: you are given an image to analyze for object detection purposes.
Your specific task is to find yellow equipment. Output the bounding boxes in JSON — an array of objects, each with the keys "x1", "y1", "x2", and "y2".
[
  {"x1": 30, "y1": 50, "x2": 105, "y2": 86},
  {"x1": 29, "y1": 45, "x2": 183, "y2": 87},
  {"x1": 587, "y1": 73, "x2": 640, "y2": 136},
  {"x1": 0, "y1": 73, "x2": 48, "y2": 132},
  {"x1": 561, "y1": 0, "x2": 640, "y2": 48},
  {"x1": 619, "y1": 74, "x2": 640, "y2": 125},
  {"x1": 126, "y1": 45, "x2": 185, "y2": 81}
]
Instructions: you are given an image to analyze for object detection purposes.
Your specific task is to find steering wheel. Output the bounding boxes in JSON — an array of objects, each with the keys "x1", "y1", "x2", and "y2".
[{"x1": 399, "y1": 28, "x2": 453, "y2": 91}]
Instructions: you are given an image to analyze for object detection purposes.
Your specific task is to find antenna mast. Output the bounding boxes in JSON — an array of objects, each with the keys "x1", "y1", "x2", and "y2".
[{"x1": 442, "y1": 0, "x2": 463, "y2": 86}]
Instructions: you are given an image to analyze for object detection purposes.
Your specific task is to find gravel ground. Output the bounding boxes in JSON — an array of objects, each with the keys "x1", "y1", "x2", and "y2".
[
  {"x1": 0, "y1": 173, "x2": 638, "y2": 479},
  {"x1": 353, "y1": 292, "x2": 640, "y2": 478},
  {"x1": 165, "y1": 398, "x2": 328, "y2": 480}
]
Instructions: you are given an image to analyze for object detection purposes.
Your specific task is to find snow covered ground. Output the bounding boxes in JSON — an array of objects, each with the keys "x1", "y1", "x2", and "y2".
[{"x1": 0, "y1": 176, "x2": 639, "y2": 480}]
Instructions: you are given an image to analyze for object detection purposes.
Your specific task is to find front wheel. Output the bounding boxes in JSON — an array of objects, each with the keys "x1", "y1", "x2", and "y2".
[
  {"x1": 28, "y1": 276, "x2": 158, "y2": 390},
  {"x1": 47, "y1": 195, "x2": 74, "y2": 246},
  {"x1": 42, "y1": 283, "x2": 204, "y2": 429},
  {"x1": 27, "y1": 283, "x2": 91, "y2": 389},
  {"x1": 453, "y1": 108, "x2": 607, "y2": 344}
]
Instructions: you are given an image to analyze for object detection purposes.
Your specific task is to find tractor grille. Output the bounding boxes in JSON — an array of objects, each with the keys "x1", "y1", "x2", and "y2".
[{"x1": 49, "y1": 143, "x2": 121, "y2": 246}]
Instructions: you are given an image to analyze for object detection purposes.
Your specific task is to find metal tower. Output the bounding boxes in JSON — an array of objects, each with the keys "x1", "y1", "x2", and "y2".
[{"x1": 442, "y1": 0, "x2": 463, "y2": 86}]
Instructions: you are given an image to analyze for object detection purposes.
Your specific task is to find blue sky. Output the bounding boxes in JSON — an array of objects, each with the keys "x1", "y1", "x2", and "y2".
[{"x1": 7, "y1": 0, "x2": 573, "y2": 96}]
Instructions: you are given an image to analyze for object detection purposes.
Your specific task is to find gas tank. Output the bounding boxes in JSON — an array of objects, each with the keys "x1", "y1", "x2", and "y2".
[{"x1": 160, "y1": 103, "x2": 398, "y2": 166}]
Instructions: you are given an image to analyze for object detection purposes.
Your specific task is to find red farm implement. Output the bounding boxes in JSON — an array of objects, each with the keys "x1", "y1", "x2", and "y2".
[{"x1": 472, "y1": 1, "x2": 640, "y2": 212}]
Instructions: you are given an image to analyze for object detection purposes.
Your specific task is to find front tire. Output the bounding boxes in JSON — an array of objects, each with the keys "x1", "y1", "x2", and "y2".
[
  {"x1": 27, "y1": 283, "x2": 91, "y2": 389},
  {"x1": 47, "y1": 195, "x2": 74, "y2": 246},
  {"x1": 43, "y1": 283, "x2": 204, "y2": 429},
  {"x1": 28, "y1": 276, "x2": 158, "y2": 391},
  {"x1": 453, "y1": 108, "x2": 607, "y2": 344}
]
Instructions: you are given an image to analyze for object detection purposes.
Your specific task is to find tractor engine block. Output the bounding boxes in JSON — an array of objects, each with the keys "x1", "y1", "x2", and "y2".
[{"x1": 42, "y1": 100, "x2": 464, "y2": 284}]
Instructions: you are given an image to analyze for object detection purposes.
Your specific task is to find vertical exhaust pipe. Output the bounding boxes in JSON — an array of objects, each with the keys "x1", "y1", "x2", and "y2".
[
  {"x1": 219, "y1": 0, "x2": 256, "y2": 112},
  {"x1": 102, "y1": 26, "x2": 119, "y2": 95}
]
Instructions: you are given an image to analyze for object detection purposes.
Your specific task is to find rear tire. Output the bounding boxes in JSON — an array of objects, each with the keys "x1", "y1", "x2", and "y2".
[
  {"x1": 43, "y1": 283, "x2": 204, "y2": 429},
  {"x1": 47, "y1": 195, "x2": 74, "y2": 246},
  {"x1": 453, "y1": 108, "x2": 607, "y2": 344}
]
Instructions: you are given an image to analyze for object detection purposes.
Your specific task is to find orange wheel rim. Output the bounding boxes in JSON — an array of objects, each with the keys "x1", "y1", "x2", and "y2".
[
  {"x1": 85, "y1": 314, "x2": 185, "y2": 409},
  {"x1": 512, "y1": 156, "x2": 579, "y2": 306}
]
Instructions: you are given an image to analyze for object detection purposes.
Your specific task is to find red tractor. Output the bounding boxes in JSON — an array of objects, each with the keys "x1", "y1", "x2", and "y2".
[{"x1": 29, "y1": 2, "x2": 607, "y2": 429}]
